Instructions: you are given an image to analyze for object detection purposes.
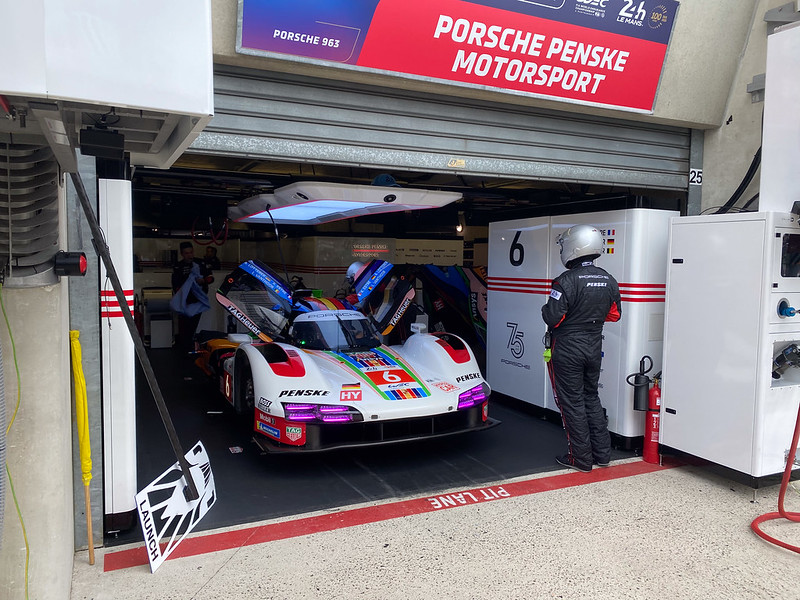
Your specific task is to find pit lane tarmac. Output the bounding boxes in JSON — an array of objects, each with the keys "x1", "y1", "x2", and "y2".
[{"x1": 107, "y1": 348, "x2": 634, "y2": 546}]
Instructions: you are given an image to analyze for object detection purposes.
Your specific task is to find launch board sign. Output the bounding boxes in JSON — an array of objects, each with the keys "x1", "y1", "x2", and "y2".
[{"x1": 237, "y1": 0, "x2": 679, "y2": 111}]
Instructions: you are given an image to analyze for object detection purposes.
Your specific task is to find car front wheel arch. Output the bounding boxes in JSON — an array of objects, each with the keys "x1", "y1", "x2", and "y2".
[{"x1": 234, "y1": 356, "x2": 255, "y2": 417}]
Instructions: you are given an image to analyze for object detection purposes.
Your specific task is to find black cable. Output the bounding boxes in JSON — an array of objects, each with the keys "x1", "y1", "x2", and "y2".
[
  {"x1": 714, "y1": 146, "x2": 762, "y2": 214},
  {"x1": 741, "y1": 193, "x2": 759, "y2": 211},
  {"x1": 264, "y1": 206, "x2": 292, "y2": 286},
  {"x1": 701, "y1": 206, "x2": 725, "y2": 215}
]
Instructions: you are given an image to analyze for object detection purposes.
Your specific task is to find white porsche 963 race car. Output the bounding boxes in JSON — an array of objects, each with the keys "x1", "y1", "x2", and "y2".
[{"x1": 196, "y1": 259, "x2": 497, "y2": 452}]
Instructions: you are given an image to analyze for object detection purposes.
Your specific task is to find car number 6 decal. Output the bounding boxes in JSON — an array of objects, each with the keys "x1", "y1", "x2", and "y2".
[{"x1": 383, "y1": 371, "x2": 402, "y2": 383}]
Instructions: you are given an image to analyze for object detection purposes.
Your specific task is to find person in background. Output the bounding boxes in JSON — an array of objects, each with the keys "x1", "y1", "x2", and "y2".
[
  {"x1": 343, "y1": 261, "x2": 365, "y2": 306},
  {"x1": 171, "y1": 242, "x2": 214, "y2": 355},
  {"x1": 203, "y1": 246, "x2": 221, "y2": 271},
  {"x1": 541, "y1": 224, "x2": 621, "y2": 473}
]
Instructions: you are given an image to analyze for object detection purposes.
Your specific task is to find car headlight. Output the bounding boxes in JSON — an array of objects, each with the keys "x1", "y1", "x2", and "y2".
[
  {"x1": 457, "y1": 384, "x2": 488, "y2": 410},
  {"x1": 282, "y1": 403, "x2": 364, "y2": 423}
]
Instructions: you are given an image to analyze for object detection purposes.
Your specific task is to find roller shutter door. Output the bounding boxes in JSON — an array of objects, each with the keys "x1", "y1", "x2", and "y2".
[{"x1": 190, "y1": 66, "x2": 689, "y2": 191}]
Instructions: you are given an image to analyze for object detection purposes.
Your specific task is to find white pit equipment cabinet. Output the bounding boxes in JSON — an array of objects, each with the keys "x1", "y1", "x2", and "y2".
[
  {"x1": 487, "y1": 208, "x2": 677, "y2": 443},
  {"x1": 661, "y1": 211, "x2": 800, "y2": 480}
]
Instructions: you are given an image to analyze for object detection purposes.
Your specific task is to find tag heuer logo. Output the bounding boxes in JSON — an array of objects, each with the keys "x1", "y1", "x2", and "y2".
[{"x1": 285, "y1": 427, "x2": 303, "y2": 442}]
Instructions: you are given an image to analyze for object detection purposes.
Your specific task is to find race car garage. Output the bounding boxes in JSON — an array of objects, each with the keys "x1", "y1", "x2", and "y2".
[
  {"x1": 8, "y1": 59, "x2": 694, "y2": 558},
  {"x1": 90, "y1": 66, "x2": 689, "y2": 545},
  {"x1": 3, "y1": 2, "x2": 775, "y2": 595}
]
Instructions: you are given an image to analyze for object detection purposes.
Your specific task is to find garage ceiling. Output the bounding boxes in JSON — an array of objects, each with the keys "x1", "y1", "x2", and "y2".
[
  {"x1": 132, "y1": 155, "x2": 685, "y2": 239},
  {"x1": 130, "y1": 67, "x2": 689, "y2": 238},
  {"x1": 2, "y1": 79, "x2": 687, "y2": 242}
]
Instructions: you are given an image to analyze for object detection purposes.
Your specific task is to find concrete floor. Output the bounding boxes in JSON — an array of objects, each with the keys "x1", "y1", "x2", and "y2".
[{"x1": 70, "y1": 458, "x2": 800, "y2": 600}]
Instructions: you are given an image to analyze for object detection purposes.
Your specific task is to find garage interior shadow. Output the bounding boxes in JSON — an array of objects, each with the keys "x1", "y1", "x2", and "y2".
[{"x1": 106, "y1": 347, "x2": 636, "y2": 546}]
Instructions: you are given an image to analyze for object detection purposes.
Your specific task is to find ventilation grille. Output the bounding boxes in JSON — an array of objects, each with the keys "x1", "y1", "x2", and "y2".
[{"x1": 0, "y1": 143, "x2": 60, "y2": 285}]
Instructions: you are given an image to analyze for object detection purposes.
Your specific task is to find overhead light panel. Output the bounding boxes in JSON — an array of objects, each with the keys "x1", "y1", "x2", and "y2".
[{"x1": 229, "y1": 181, "x2": 462, "y2": 225}]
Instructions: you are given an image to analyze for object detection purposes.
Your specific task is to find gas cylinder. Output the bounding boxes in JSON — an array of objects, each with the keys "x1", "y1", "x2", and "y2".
[{"x1": 643, "y1": 375, "x2": 661, "y2": 464}]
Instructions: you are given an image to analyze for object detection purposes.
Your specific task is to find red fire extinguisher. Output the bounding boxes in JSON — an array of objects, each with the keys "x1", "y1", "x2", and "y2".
[{"x1": 643, "y1": 373, "x2": 661, "y2": 464}]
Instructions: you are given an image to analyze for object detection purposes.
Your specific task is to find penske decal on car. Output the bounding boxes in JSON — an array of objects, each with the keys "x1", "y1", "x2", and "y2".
[
  {"x1": 456, "y1": 372, "x2": 482, "y2": 383},
  {"x1": 278, "y1": 389, "x2": 331, "y2": 397}
]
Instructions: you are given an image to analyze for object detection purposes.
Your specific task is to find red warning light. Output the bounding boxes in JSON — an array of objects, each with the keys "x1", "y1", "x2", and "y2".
[{"x1": 54, "y1": 251, "x2": 88, "y2": 277}]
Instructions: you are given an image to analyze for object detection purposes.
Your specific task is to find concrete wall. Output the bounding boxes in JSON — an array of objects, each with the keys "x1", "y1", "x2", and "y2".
[
  {"x1": 0, "y1": 283, "x2": 74, "y2": 598},
  {"x1": 67, "y1": 155, "x2": 103, "y2": 557},
  {"x1": 701, "y1": 0, "x2": 788, "y2": 212}
]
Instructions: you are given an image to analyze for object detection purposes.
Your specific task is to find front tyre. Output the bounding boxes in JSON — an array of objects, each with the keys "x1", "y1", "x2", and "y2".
[{"x1": 235, "y1": 358, "x2": 255, "y2": 417}]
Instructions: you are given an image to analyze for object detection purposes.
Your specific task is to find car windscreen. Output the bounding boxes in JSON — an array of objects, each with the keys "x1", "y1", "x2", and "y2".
[{"x1": 293, "y1": 315, "x2": 381, "y2": 351}]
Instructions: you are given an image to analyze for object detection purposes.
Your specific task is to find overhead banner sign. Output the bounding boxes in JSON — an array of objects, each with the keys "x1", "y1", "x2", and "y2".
[{"x1": 237, "y1": 0, "x2": 679, "y2": 111}]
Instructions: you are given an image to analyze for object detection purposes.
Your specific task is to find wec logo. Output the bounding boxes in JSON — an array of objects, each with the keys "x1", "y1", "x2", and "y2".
[{"x1": 577, "y1": 0, "x2": 607, "y2": 7}]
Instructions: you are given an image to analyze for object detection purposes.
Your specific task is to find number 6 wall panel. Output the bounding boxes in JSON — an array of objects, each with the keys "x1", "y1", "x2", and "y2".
[{"x1": 487, "y1": 209, "x2": 676, "y2": 440}]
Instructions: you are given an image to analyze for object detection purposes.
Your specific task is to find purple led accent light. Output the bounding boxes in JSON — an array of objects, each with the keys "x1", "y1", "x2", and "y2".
[
  {"x1": 286, "y1": 412, "x2": 317, "y2": 421},
  {"x1": 319, "y1": 405, "x2": 350, "y2": 413},
  {"x1": 322, "y1": 415, "x2": 352, "y2": 423},
  {"x1": 283, "y1": 402, "x2": 361, "y2": 423},
  {"x1": 285, "y1": 403, "x2": 315, "y2": 411},
  {"x1": 457, "y1": 384, "x2": 487, "y2": 410},
  {"x1": 283, "y1": 403, "x2": 316, "y2": 421}
]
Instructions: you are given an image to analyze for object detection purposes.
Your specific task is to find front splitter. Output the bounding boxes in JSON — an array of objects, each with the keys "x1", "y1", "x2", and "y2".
[{"x1": 251, "y1": 417, "x2": 501, "y2": 454}]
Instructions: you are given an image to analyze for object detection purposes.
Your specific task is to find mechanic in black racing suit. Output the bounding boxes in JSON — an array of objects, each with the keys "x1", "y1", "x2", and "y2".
[{"x1": 542, "y1": 224, "x2": 621, "y2": 473}]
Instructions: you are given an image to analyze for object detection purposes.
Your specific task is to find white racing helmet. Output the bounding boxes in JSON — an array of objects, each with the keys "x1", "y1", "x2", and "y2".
[
  {"x1": 556, "y1": 224, "x2": 603, "y2": 267},
  {"x1": 346, "y1": 261, "x2": 365, "y2": 283}
]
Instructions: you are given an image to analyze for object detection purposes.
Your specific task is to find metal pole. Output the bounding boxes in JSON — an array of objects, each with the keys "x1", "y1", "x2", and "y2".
[{"x1": 69, "y1": 171, "x2": 199, "y2": 501}]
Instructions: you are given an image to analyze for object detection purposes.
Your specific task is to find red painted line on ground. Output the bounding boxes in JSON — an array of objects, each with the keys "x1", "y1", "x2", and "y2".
[{"x1": 103, "y1": 458, "x2": 679, "y2": 572}]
